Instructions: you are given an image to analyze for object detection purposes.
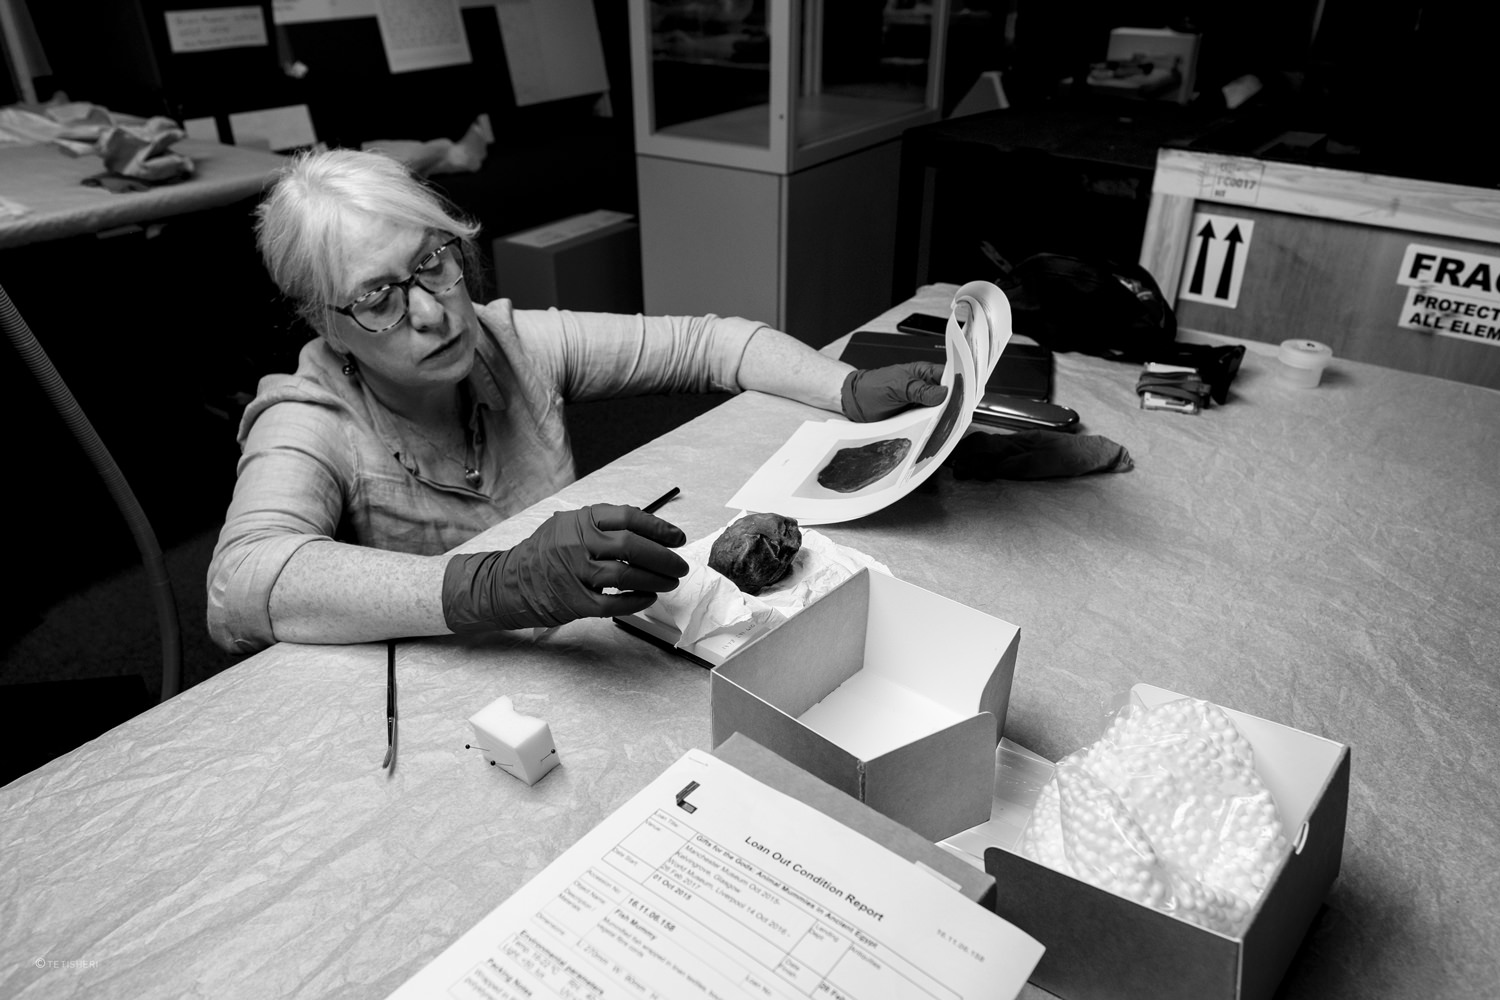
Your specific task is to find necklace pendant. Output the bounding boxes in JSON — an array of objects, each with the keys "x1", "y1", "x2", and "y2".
[{"x1": 463, "y1": 466, "x2": 482, "y2": 487}]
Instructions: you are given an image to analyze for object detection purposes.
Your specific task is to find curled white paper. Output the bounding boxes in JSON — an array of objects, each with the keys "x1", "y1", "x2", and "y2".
[{"x1": 642, "y1": 515, "x2": 890, "y2": 648}]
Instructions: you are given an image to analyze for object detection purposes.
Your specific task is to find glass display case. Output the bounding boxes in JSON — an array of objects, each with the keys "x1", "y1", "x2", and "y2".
[{"x1": 629, "y1": 0, "x2": 949, "y2": 174}]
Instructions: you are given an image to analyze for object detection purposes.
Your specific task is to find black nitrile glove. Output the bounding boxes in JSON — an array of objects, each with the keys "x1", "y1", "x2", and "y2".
[
  {"x1": 442, "y1": 504, "x2": 689, "y2": 633},
  {"x1": 841, "y1": 361, "x2": 948, "y2": 422},
  {"x1": 948, "y1": 429, "x2": 1134, "y2": 481}
]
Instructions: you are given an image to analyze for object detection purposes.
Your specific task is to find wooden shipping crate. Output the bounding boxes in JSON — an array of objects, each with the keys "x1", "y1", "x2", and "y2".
[{"x1": 1139, "y1": 147, "x2": 1500, "y2": 389}]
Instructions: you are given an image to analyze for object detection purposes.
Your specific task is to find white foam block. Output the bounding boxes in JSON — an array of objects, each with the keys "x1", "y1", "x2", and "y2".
[{"x1": 468, "y1": 696, "x2": 560, "y2": 786}]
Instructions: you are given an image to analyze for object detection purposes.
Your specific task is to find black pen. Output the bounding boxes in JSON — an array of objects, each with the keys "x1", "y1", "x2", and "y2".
[
  {"x1": 643, "y1": 486, "x2": 680, "y2": 514},
  {"x1": 382, "y1": 640, "x2": 396, "y2": 770}
]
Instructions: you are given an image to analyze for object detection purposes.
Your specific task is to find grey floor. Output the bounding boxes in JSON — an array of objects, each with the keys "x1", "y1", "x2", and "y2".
[{"x1": 2, "y1": 526, "x2": 234, "y2": 697}]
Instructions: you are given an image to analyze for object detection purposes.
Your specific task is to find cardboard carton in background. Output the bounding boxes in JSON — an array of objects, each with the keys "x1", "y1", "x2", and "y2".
[
  {"x1": 985, "y1": 683, "x2": 1351, "y2": 1000},
  {"x1": 492, "y1": 210, "x2": 642, "y2": 313},
  {"x1": 710, "y1": 568, "x2": 1020, "y2": 843}
]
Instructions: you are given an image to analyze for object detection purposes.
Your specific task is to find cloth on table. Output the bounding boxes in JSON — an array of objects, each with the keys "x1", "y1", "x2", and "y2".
[
  {"x1": 948, "y1": 429, "x2": 1133, "y2": 481},
  {"x1": 81, "y1": 171, "x2": 177, "y2": 194},
  {"x1": 1, "y1": 99, "x2": 194, "y2": 182},
  {"x1": 362, "y1": 115, "x2": 493, "y2": 177},
  {"x1": 79, "y1": 118, "x2": 194, "y2": 183}
]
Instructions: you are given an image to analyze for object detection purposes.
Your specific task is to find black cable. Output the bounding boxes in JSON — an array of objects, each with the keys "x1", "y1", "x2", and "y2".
[{"x1": 0, "y1": 283, "x2": 181, "y2": 701}]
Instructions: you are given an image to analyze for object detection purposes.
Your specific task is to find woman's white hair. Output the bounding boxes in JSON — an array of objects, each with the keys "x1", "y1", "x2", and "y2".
[{"x1": 255, "y1": 147, "x2": 482, "y2": 335}]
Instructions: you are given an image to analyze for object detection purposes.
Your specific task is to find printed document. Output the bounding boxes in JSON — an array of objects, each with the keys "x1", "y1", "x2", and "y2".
[{"x1": 389, "y1": 748, "x2": 1042, "y2": 999}]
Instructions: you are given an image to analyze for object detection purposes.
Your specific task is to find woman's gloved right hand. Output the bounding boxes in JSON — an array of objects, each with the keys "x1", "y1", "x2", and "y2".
[{"x1": 442, "y1": 504, "x2": 689, "y2": 633}]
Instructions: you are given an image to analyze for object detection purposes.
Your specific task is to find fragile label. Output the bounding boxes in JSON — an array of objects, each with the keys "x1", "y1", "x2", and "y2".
[
  {"x1": 1396, "y1": 244, "x2": 1500, "y2": 346},
  {"x1": 1398, "y1": 288, "x2": 1500, "y2": 345}
]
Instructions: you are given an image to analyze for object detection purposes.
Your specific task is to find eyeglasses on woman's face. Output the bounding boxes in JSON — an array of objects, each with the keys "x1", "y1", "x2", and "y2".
[{"x1": 332, "y1": 236, "x2": 466, "y2": 334}]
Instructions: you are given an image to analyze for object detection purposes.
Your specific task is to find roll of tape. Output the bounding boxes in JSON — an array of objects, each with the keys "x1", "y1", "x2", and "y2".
[
  {"x1": 1278, "y1": 339, "x2": 1333, "y2": 370},
  {"x1": 1275, "y1": 339, "x2": 1332, "y2": 388}
]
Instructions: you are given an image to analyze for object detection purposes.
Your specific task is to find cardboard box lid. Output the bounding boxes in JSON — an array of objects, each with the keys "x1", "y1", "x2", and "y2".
[
  {"x1": 713, "y1": 732, "x2": 996, "y2": 907},
  {"x1": 717, "y1": 568, "x2": 1019, "y2": 744}
]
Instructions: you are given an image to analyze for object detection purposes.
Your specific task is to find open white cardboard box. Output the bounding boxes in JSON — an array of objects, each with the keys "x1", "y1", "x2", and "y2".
[
  {"x1": 710, "y1": 567, "x2": 1020, "y2": 843},
  {"x1": 983, "y1": 683, "x2": 1351, "y2": 1000}
]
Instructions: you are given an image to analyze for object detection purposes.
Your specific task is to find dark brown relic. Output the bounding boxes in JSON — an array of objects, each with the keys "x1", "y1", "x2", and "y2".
[{"x1": 709, "y1": 513, "x2": 803, "y2": 595}]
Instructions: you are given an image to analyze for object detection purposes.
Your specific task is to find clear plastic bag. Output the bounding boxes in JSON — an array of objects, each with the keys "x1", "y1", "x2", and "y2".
[{"x1": 1019, "y1": 695, "x2": 1289, "y2": 934}]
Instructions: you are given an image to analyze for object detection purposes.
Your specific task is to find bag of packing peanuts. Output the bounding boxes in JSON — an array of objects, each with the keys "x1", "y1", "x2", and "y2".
[{"x1": 1019, "y1": 696, "x2": 1290, "y2": 934}]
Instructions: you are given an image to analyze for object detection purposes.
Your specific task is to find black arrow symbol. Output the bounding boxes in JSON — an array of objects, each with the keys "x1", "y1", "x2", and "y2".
[
  {"x1": 1188, "y1": 220, "x2": 1216, "y2": 295},
  {"x1": 1215, "y1": 225, "x2": 1244, "y2": 300}
]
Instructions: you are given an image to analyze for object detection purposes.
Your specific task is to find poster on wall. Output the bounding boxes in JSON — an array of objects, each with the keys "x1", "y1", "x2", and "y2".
[
  {"x1": 375, "y1": 0, "x2": 472, "y2": 73},
  {"x1": 163, "y1": 7, "x2": 269, "y2": 53},
  {"x1": 1396, "y1": 244, "x2": 1500, "y2": 347},
  {"x1": 1176, "y1": 211, "x2": 1254, "y2": 308},
  {"x1": 495, "y1": 0, "x2": 608, "y2": 106}
]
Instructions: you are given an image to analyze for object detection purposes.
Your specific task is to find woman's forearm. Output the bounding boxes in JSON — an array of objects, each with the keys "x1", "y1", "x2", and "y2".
[
  {"x1": 736, "y1": 327, "x2": 853, "y2": 414},
  {"x1": 267, "y1": 540, "x2": 453, "y2": 644}
]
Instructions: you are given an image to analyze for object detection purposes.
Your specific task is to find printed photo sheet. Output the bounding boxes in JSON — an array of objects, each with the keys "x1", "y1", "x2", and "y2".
[{"x1": 728, "y1": 281, "x2": 1013, "y2": 525}]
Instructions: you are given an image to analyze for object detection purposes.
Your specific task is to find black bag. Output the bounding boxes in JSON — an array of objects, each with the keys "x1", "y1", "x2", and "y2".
[{"x1": 982, "y1": 245, "x2": 1178, "y2": 364}]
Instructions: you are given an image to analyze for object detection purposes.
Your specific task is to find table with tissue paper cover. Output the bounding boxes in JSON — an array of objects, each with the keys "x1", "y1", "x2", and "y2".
[
  {"x1": 2, "y1": 285, "x2": 1497, "y2": 1000},
  {"x1": 0, "y1": 137, "x2": 283, "y2": 249}
]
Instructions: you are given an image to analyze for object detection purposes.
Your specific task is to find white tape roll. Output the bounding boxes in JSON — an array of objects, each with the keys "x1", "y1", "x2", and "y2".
[{"x1": 1276, "y1": 339, "x2": 1333, "y2": 388}]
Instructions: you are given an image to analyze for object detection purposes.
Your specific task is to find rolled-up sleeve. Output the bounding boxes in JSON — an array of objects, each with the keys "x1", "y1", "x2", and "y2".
[
  {"x1": 206, "y1": 400, "x2": 350, "y2": 653},
  {"x1": 512, "y1": 308, "x2": 764, "y2": 403}
]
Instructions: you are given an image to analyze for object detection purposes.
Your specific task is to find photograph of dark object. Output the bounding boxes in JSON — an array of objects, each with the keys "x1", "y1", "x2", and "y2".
[
  {"x1": 915, "y1": 372, "x2": 965, "y2": 464},
  {"x1": 816, "y1": 438, "x2": 912, "y2": 493}
]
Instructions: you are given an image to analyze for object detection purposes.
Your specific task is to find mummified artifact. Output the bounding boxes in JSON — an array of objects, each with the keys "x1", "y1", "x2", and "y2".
[{"x1": 709, "y1": 513, "x2": 803, "y2": 595}]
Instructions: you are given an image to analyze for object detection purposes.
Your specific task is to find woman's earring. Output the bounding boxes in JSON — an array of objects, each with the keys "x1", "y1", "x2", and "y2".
[{"x1": 341, "y1": 357, "x2": 357, "y2": 377}]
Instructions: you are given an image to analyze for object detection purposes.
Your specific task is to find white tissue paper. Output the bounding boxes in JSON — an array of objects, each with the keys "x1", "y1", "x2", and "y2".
[{"x1": 641, "y1": 514, "x2": 890, "y2": 649}]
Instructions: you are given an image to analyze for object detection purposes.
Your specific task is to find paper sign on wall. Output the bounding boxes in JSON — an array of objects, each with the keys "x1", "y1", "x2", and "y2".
[
  {"x1": 164, "y1": 7, "x2": 269, "y2": 53},
  {"x1": 1177, "y1": 212, "x2": 1254, "y2": 308},
  {"x1": 376, "y1": 0, "x2": 471, "y2": 74},
  {"x1": 274, "y1": 0, "x2": 375, "y2": 23},
  {"x1": 1396, "y1": 243, "x2": 1500, "y2": 347},
  {"x1": 496, "y1": 0, "x2": 609, "y2": 107},
  {"x1": 228, "y1": 104, "x2": 318, "y2": 151}
]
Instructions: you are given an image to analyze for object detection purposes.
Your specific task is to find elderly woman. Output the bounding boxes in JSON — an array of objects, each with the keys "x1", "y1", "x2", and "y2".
[{"x1": 207, "y1": 148, "x2": 943, "y2": 653}]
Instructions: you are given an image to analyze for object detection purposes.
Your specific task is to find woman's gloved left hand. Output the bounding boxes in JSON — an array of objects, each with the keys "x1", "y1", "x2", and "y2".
[{"x1": 840, "y1": 362, "x2": 948, "y2": 422}]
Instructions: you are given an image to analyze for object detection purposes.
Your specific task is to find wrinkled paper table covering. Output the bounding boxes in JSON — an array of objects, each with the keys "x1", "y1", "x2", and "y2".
[
  {"x1": 2, "y1": 286, "x2": 1498, "y2": 999},
  {"x1": 0, "y1": 139, "x2": 284, "y2": 250}
]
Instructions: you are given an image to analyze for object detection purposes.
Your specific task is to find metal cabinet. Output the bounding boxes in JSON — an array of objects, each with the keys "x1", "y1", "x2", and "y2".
[{"x1": 629, "y1": 0, "x2": 949, "y2": 345}]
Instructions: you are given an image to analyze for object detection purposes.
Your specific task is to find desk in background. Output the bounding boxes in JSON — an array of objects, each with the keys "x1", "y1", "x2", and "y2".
[
  {"x1": 2, "y1": 285, "x2": 1497, "y2": 999},
  {"x1": 0, "y1": 137, "x2": 289, "y2": 615},
  {"x1": 0, "y1": 138, "x2": 283, "y2": 250}
]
